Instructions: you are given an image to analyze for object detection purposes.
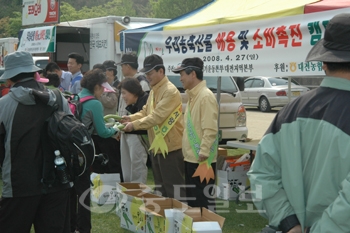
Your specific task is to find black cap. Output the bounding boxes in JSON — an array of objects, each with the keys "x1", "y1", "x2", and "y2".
[
  {"x1": 140, "y1": 54, "x2": 164, "y2": 73},
  {"x1": 103, "y1": 60, "x2": 117, "y2": 70},
  {"x1": 306, "y1": 13, "x2": 350, "y2": 62},
  {"x1": 172, "y1": 57, "x2": 204, "y2": 73},
  {"x1": 115, "y1": 52, "x2": 138, "y2": 65},
  {"x1": 93, "y1": 63, "x2": 106, "y2": 71}
]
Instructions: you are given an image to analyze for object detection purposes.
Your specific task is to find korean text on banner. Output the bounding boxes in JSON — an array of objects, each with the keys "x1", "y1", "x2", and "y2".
[
  {"x1": 18, "y1": 26, "x2": 56, "y2": 54},
  {"x1": 125, "y1": 7, "x2": 350, "y2": 77}
]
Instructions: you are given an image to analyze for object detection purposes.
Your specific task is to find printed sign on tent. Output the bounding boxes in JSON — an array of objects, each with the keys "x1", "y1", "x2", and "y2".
[
  {"x1": 17, "y1": 26, "x2": 56, "y2": 54},
  {"x1": 125, "y1": 7, "x2": 350, "y2": 77}
]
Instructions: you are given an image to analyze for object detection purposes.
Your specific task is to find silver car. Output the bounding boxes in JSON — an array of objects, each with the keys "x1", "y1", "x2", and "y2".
[{"x1": 242, "y1": 76, "x2": 310, "y2": 112}]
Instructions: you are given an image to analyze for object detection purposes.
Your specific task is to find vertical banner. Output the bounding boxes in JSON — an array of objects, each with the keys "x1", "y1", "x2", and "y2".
[
  {"x1": 17, "y1": 26, "x2": 56, "y2": 53},
  {"x1": 22, "y1": 0, "x2": 60, "y2": 26}
]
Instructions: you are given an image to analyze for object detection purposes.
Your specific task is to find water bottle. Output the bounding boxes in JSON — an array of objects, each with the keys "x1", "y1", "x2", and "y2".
[{"x1": 54, "y1": 150, "x2": 71, "y2": 184}]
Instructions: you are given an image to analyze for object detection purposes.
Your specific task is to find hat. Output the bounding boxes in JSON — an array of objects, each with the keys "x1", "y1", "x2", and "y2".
[
  {"x1": 102, "y1": 82, "x2": 116, "y2": 93},
  {"x1": 172, "y1": 57, "x2": 204, "y2": 73},
  {"x1": 139, "y1": 54, "x2": 164, "y2": 73},
  {"x1": 93, "y1": 63, "x2": 106, "y2": 71},
  {"x1": 102, "y1": 60, "x2": 117, "y2": 70},
  {"x1": 306, "y1": 13, "x2": 350, "y2": 63},
  {"x1": 35, "y1": 72, "x2": 49, "y2": 83},
  {"x1": 0, "y1": 51, "x2": 42, "y2": 80},
  {"x1": 115, "y1": 53, "x2": 138, "y2": 66}
]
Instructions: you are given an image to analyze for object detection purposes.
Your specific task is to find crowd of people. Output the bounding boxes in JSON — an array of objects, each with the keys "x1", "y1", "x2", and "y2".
[
  {"x1": 1, "y1": 12, "x2": 349, "y2": 233},
  {"x1": 0, "y1": 49, "x2": 219, "y2": 233}
]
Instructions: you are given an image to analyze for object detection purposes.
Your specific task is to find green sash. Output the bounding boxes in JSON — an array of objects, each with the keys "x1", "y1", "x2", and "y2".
[
  {"x1": 186, "y1": 102, "x2": 218, "y2": 183},
  {"x1": 149, "y1": 90, "x2": 182, "y2": 157}
]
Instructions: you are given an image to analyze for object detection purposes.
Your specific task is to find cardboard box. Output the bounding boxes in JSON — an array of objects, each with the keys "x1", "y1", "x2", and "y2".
[
  {"x1": 216, "y1": 165, "x2": 251, "y2": 200},
  {"x1": 173, "y1": 207, "x2": 225, "y2": 233},
  {"x1": 119, "y1": 190, "x2": 165, "y2": 233},
  {"x1": 192, "y1": 222, "x2": 222, "y2": 233},
  {"x1": 90, "y1": 173, "x2": 120, "y2": 205},
  {"x1": 116, "y1": 183, "x2": 152, "y2": 217},
  {"x1": 140, "y1": 198, "x2": 189, "y2": 233},
  {"x1": 218, "y1": 147, "x2": 228, "y2": 156},
  {"x1": 217, "y1": 154, "x2": 246, "y2": 170}
]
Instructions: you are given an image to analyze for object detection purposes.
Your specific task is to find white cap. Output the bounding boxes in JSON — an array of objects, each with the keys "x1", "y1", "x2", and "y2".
[{"x1": 54, "y1": 150, "x2": 61, "y2": 156}]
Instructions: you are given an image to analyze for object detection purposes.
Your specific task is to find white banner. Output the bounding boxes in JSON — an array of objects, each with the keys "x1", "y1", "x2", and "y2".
[
  {"x1": 17, "y1": 26, "x2": 56, "y2": 54},
  {"x1": 125, "y1": 7, "x2": 350, "y2": 77},
  {"x1": 22, "y1": 0, "x2": 59, "y2": 26}
]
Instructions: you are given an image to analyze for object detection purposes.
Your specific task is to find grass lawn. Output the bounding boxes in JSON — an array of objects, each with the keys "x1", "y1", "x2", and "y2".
[{"x1": 0, "y1": 148, "x2": 268, "y2": 233}]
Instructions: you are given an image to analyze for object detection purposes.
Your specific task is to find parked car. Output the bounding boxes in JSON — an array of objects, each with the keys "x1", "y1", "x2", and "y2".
[
  {"x1": 242, "y1": 76, "x2": 310, "y2": 112},
  {"x1": 32, "y1": 56, "x2": 49, "y2": 69},
  {"x1": 168, "y1": 75, "x2": 248, "y2": 144}
]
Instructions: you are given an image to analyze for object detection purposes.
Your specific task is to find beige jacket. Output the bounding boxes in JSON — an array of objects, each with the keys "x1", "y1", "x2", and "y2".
[
  {"x1": 183, "y1": 80, "x2": 219, "y2": 163},
  {"x1": 130, "y1": 76, "x2": 183, "y2": 154}
]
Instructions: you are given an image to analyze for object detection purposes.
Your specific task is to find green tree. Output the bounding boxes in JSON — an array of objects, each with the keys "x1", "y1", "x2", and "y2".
[
  {"x1": 133, "y1": 0, "x2": 152, "y2": 16},
  {"x1": 2, "y1": 1, "x2": 138, "y2": 36},
  {"x1": 0, "y1": 17, "x2": 10, "y2": 37},
  {"x1": 149, "y1": 0, "x2": 212, "y2": 18},
  {"x1": 59, "y1": 2, "x2": 85, "y2": 22},
  {"x1": 78, "y1": 0, "x2": 136, "y2": 18},
  {"x1": 59, "y1": 0, "x2": 112, "y2": 10},
  {"x1": 5, "y1": 12, "x2": 22, "y2": 37},
  {"x1": 0, "y1": 0, "x2": 22, "y2": 19},
  {"x1": 60, "y1": 0, "x2": 136, "y2": 22}
]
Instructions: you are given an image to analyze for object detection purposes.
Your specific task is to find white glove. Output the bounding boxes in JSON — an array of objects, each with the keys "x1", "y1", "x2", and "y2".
[
  {"x1": 105, "y1": 122, "x2": 114, "y2": 128},
  {"x1": 107, "y1": 118, "x2": 115, "y2": 123}
]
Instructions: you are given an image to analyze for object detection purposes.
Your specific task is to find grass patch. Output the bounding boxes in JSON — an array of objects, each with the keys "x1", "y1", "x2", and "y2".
[{"x1": 1, "y1": 148, "x2": 268, "y2": 233}]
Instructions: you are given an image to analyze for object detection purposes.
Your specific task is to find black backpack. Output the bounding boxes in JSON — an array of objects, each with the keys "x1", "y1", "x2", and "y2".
[{"x1": 46, "y1": 89, "x2": 95, "y2": 183}]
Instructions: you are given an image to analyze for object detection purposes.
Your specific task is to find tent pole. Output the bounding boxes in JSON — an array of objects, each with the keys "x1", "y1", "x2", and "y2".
[
  {"x1": 288, "y1": 76, "x2": 292, "y2": 102},
  {"x1": 217, "y1": 76, "x2": 221, "y2": 142}
]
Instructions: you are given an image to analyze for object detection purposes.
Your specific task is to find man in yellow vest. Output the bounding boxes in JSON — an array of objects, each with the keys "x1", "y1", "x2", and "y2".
[
  {"x1": 172, "y1": 57, "x2": 219, "y2": 211},
  {"x1": 122, "y1": 54, "x2": 186, "y2": 200}
]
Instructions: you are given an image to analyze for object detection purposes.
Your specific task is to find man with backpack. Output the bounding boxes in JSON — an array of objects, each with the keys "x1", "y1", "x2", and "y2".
[
  {"x1": 0, "y1": 51, "x2": 72, "y2": 232},
  {"x1": 116, "y1": 52, "x2": 150, "y2": 183}
]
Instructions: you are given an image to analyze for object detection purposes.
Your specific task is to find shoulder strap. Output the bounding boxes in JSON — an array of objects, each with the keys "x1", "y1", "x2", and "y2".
[
  {"x1": 80, "y1": 96, "x2": 95, "y2": 103},
  {"x1": 71, "y1": 75, "x2": 83, "y2": 85},
  {"x1": 52, "y1": 89, "x2": 63, "y2": 111}
]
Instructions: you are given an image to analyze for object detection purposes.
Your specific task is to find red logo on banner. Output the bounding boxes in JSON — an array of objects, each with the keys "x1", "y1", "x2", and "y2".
[
  {"x1": 50, "y1": 0, "x2": 55, "y2": 10},
  {"x1": 45, "y1": 0, "x2": 58, "y2": 22},
  {"x1": 28, "y1": 4, "x2": 41, "y2": 16}
]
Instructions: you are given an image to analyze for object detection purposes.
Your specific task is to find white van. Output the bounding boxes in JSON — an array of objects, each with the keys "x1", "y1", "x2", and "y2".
[
  {"x1": 32, "y1": 56, "x2": 49, "y2": 69},
  {"x1": 168, "y1": 76, "x2": 248, "y2": 144}
]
